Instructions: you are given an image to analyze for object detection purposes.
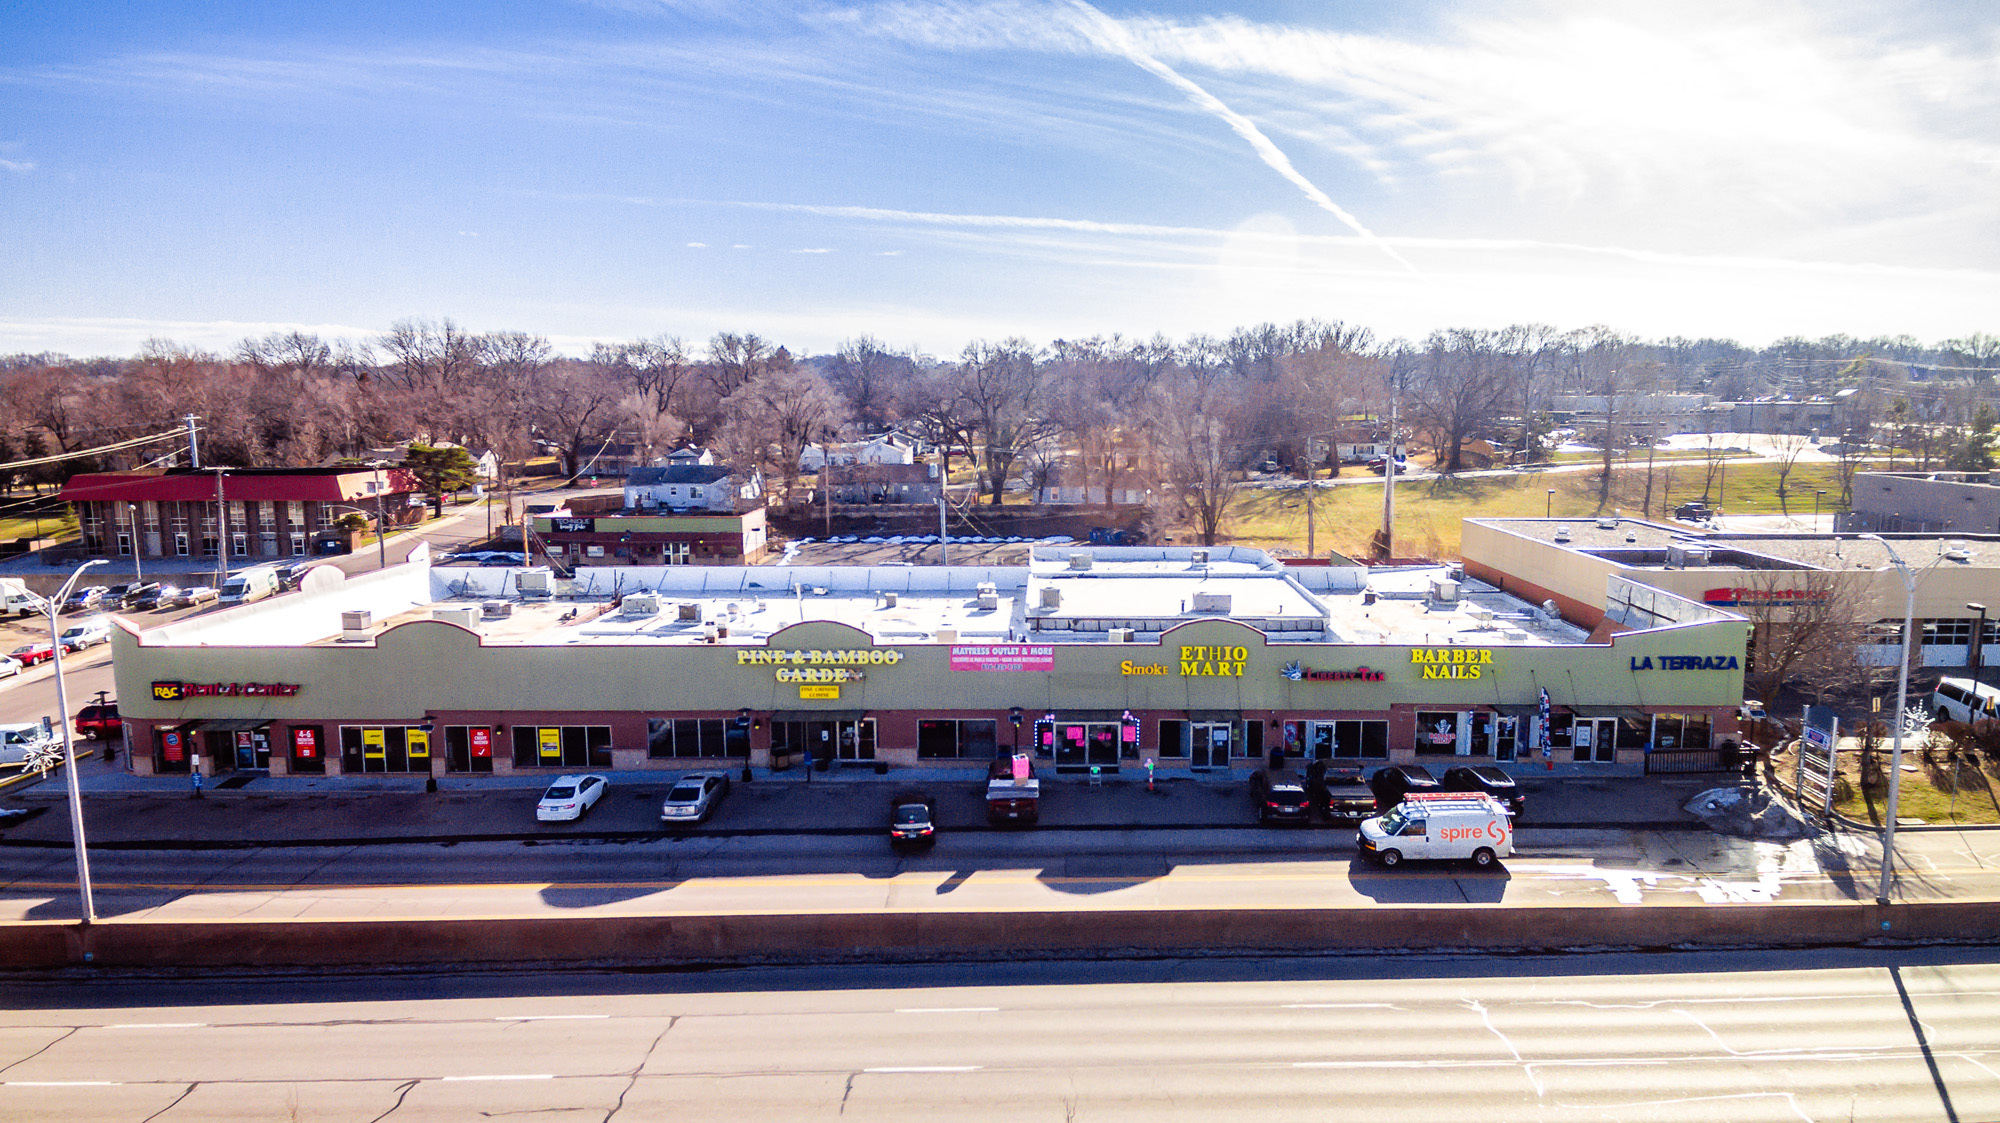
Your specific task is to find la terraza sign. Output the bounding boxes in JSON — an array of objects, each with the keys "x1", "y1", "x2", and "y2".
[
  {"x1": 1629, "y1": 655, "x2": 1740, "y2": 671},
  {"x1": 153, "y1": 680, "x2": 302, "y2": 701}
]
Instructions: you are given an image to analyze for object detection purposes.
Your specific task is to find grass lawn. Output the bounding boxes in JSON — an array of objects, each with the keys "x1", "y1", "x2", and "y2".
[
  {"x1": 1216, "y1": 461, "x2": 1856, "y2": 560},
  {"x1": 1778, "y1": 736, "x2": 2000, "y2": 826},
  {"x1": 0, "y1": 509, "x2": 76, "y2": 542}
]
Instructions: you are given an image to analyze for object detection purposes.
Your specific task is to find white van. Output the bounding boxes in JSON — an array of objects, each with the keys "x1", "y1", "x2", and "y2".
[
  {"x1": 0, "y1": 722, "x2": 56, "y2": 768},
  {"x1": 218, "y1": 565, "x2": 281, "y2": 606},
  {"x1": 1359, "y1": 791, "x2": 1514, "y2": 868},
  {"x1": 1932, "y1": 677, "x2": 2000, "y2": 725}
]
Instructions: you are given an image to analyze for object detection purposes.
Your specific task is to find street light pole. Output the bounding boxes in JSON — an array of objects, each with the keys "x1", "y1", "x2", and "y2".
[
  {"x1": 1814, "y1": 490, "x2": 1826, "y2": 532},
  {"x1": 1860, "y1": 534, "x2": 1922, "y2": 905},
  {"x1": 1546, "y1": 489, "x2": 1555, "y2": 519},
  {"x1": 370, "y1": 461, "x2": 389, "y2": 570},
  {"x1": 129, "y1": 503, "x2": 143, "y2": 586},
  {"x1": 39, "y1": 558, "x2": 108, "y2": 923}
]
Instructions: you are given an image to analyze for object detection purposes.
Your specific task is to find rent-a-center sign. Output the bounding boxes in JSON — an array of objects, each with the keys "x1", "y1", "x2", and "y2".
[{"x1": 153, "y1": 680, "x2": 301, "y2": 700}]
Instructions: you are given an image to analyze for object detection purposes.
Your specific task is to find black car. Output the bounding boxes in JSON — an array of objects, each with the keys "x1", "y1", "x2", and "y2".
[
  {"x1": 112, "y1": 581, "x2": 161, "y2": 608},
  {"x1": 62, "y1": 586, "x2": 108, "y2": 613},
  {"x1": 889, "y1": 791, "x2": 938, "y2": 848},
  {"x1": 1441, "y1": 765, "x2": 1525, "y2": 818},
  {"x1": 132, "y1": 584, "x2": 180, "y2": 611},
  {"x1": 1369, "y1": 764, "x2": 1441, "y2": 810},
  {"x1": 1673, "y1": 501, "x2": 1712, "y2": 521},
  {"x1": 1250, "y1": 769, "x2": 1313, "y2": 824}
]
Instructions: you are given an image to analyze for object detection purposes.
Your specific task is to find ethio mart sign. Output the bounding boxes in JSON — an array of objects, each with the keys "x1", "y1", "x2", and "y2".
[{"x1": 153, "y1": 680, "x2": 301, "y2": 700}]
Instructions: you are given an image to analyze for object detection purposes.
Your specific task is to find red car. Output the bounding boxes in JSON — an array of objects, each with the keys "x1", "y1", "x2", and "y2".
[
  {"x1": 74, "y1": 703, "x2": 121, "y2": 740},
  {"x1": 8, "y1": 641, "x2": 59, "y2": 667}
]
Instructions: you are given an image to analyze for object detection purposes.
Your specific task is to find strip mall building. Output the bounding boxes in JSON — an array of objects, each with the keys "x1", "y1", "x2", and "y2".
[{"x1": 112, "y1": 545, "x2": 1749, "y2": 780}]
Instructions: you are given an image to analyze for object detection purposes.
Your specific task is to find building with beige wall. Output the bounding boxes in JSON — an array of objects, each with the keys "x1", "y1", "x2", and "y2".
[
  {"x1": 1462, "y1": 517, "x2": 2000, "y2": 674},
  {"x1": 112, "y1": 546, "x2": 1749, "y2": 782}
]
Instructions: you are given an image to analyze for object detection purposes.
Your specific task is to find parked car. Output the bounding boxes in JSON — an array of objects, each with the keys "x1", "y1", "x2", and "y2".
[
  {"x1": 74, "y1": 702, "x2": 121, "y2": 740},
  {"x1": 1250, "y1": 768, "x2": 1313, "y2": 824},
  {"x1": 1441, "y1": 765, "x2": 1525, "y2": 818},
  {"x1": 57, "y1": 620, "x2": 112, "y2": 650},
  {"x1": 1673, "y1": 501, "x2": 1713, "y2": 521},
  {"x1": 660, "y1": 771, "x2": 730, "y2": 824},
  {"x1": 280, "y1": 562, "x2": 320, "y2": 590},
  {"x1": 61, "y1": 586, "x2": 108, "y2": 613},
  {"x1": 174, "y1": 586, "x2": 221, "y2": 608},
  {"x1": 0, "y1": 655, "x2": 21, "y2": 680},
  {"x1": 536, "y1": 773, "x2": 609, "y2": 822},
  {"x1": 0, "y1": 722, "x2": 56, "y2": 768},
  {"x1": 1367, "y1": 455, "x2": 1407, "y2": 474},
  {"x1": 1370, "y1": 764, "x2": 1441, "y2": 810},
  {"x1": 889, "y1": 791, "x2": 938, "y2": 849},
  {"x1": 8, "y1": 640, "x2": 59, "y2": 668},
  {"x1": 133, "y1": 584, "x2": 180, "y2": 610},
  {"x1": 110, "y1": 582, "x2": 161, "y2": 609},
  {"x1": 1308, "y1": 761, "x2": 1376, "y2": 823}
]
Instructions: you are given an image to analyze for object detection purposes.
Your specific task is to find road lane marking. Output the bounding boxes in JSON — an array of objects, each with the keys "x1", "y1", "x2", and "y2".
[
  {"x1": 1283, "y1": 1003, "x2": 1396, "y2": 1009},
  {"x1": 6, "y1": 1081, "x2": 124, "y2": 1086},
  {"x1": 896, "y1": 1007, "x2": 999, "y2": 1014},
  {"x1": 495, "y1": 1015, "x2": 609, "y2": 1021},
  {"x1": 442, "y1": 1074, "x2": 554, "y2": 1081},
  {"x1": 864, "y1": 1066, "x2": 982, "y2": 1073}
]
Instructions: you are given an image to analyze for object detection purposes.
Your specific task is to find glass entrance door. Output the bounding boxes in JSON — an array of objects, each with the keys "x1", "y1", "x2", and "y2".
[
  {"x1": 1190, "y1": 722, "x2": 1232, "y2": 769},
  {"x1": 1056, "y1": 722, "x2": 1123, "y2": 772},
  {"x1": 1572, "y1": 718, "x2": 1617, "y2": 763}
]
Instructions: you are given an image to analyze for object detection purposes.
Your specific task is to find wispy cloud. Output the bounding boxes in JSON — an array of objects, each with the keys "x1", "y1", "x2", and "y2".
[
  {"x1": 793, "y1": 247, "x2": 833, "y2": 253},
  {"x1": 0, "y1": 158, "x2": 33, "y2": 174}
]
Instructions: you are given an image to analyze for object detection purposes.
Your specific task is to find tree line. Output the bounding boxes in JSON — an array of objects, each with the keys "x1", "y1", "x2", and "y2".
[{"x1": 1, "y1": 320, "x2": 1994, "y2": 543}]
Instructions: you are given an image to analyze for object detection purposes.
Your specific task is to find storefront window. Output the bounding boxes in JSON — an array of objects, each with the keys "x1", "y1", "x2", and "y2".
[
  {"x1": 443, "y1": 726, "x2": 495, "y2": 773},
  {"x1": 1300, "y1": 720, "x2": 1389, "y2": 759},
  {"x1": 917, "y1": 719, "x2": 999, "y2": 759},
  {"x1": 289, "y1": 725, "x2": 325, "y2": 774},
  {"x1": 1157, "y1": 720, "x2": 1189, "y2": 758},
  {"x1": 512, "y1": 725, "x2": 614, "y2": 768},
  {"x1": 1415, "y1": 711, "x2": 1459, "y2": 755},
  {"x1": 647, "y1": 718, "x2": 739, "y2": 758},
  {"x1": 340, "y1": 725, "x2": 433, "y2": 773}
]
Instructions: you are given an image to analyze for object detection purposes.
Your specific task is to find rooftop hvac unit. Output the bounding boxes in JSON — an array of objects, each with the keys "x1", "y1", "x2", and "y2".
[
  {"x1": 936, "y1": 627, "x2": 958, "y2": 643},
  {"x1": 432, "y1": 606, "x2": 479, "y2": 629},
  {"x1": 1040, "y1": 586, "x2": 1062, "y2": 608},
  {"x1": 1542, "y1": 599, "x2": 1562, "y2": 619},
  {"x1": 517, "y1": 568, "x2": 553, "y2": 596},
  {"x1": 622, "y1": 593, "x2": 662, "y2": 616},
  {"x1": 1467, "y1": 605, "x2": 1495, "y2": 622},
  {"x1": 1190, "y1": 548, "x2": 1209, "y2": 566},
  {"x1": 1191, "y1": 591, "x2": 1232, "y2": 613},
  {"x1": 677, "y1": 602, "x2": 702, "y2": 621},
  {"x1": 1945, "y1": 541, "x2": 1972, "y2": 562},
  {"x1": 339, "y1": 609, "x2": 372, "y2": 643},
  {"x1": 1068, "y1": 552, "x2": 1094, "y2": 570},
  {"x1": 482, "y1": 600, "x2": 513, "y2": 619},
  {"x1": 1429, "y1": 578, "x2": 1461, "y2": 603},
  {"x1": 883, "y1": 592, "x2": 899, "y2": 608},
  {"x1": 1108, "y1": 627, "x2": 1136, "y2": 643},
  {"x1": 1595, "y1": 517, "x2": 1618, "y2": 530},
  {"x1": 976, "y1": 582, "x2": 999, "y2": 611},
  {"x1": 1553, "y1": 526, "x2": 1572, "y2": 543}
]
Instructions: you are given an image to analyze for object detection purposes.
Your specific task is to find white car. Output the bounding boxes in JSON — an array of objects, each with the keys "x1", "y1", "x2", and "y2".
[
  {"x1": 174, "y1": 586, "x2": 221, "y2": 608},
  {"x1": 0, "y1": 655, "x2": 20, "y2": 679},
  {"x1": 58, "y1": 619, "x2": 113, "y2": 649},
  {"x1": 536, "y1": 773, "x2": 609, "y2": 822},
  {"x1": 660, "y1": 771, "x2": 730, "y2": 825}
]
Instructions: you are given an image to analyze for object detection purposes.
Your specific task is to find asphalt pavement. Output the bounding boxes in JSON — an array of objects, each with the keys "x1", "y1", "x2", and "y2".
[{"x1": 0, "y1": 751, "x2": 1717, "y2": 848}]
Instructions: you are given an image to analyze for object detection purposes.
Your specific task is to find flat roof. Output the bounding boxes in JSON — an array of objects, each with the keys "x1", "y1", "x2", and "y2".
[
  {"x1": 255, "y1": 546, "x2": 1595, "y2": 650},
  {"x1": 1471, "y1": 517, "x2": 2000, "y2": 572}
]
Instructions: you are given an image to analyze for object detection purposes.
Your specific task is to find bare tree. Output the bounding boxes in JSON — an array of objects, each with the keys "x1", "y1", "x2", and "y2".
[
  {"x1": 954, "y1": 338, "x2": 1058, "y2": 505},
  {"x1": 1736, "y1": 569, "x2": 1880, "y2": 705},
  {"x1": 826, "y1": 336, "x2": 917, "y2": 433},
  {"x1": 1144, "y1": 366, "x2": 1257, "y2": 545},
  {"x1": 1405, "y1": 329, "x2": 1517, "y2": 474},
  {"x1": 718, "y1": 362, "x2": 848, "y2": 507},
  {"x1": 1768, "y1": 430, "x2": 1811, "y2": 519},
  {"x1": 522, "y1": 360, "x2": 629, "y2": 482}
]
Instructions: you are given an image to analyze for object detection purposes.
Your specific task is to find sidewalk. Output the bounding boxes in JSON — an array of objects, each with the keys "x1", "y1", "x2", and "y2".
[{"x1": 0, "y1": 754, "x2": 1715, "y2": 848}]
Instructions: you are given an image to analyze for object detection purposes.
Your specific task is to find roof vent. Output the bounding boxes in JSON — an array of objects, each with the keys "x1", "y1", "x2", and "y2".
[
  {"x1": 1596, "y1": 517, "x2": 1617, "y2": 530},
  {"x1": 1944, "y1": 541, "x2": 1972, "y2": 562},
  {"x1": 677, "y1": 602, "x2": 702, "y2": 621},
  {"x1": 1553, "y1": 525, "x2": 1571, "y2": 543},
  {"x1": 482, "y1": 600, "x2": 513, "y2": 619},
  {"x1": 1040, "y1": 586, "x2": 1062, "y2": 609},
  {"x1": 1068, "y1": 552, "x2": 1094, "y2": 571},
  {"x1": 882, "y1": 591, "x2": 899, "y2": 608}
]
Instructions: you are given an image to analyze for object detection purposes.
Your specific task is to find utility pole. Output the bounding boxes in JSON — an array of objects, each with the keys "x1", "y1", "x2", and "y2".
[
  {"x1": 937, "y1": 496, "x2": 949, "y2": 566},
  {"x1": 1379, "y1": 396, "x2": 1398, "y2": 560},
  {"x1": 1306, "y1": 479, "x2": 1316, "y2": 558},
  {"x1": 129, "y1": 503, "x2": 143, "y2": 585},
  {"x1": 823, "y1": 458, "x2": 832, "y2": 540},
  {"x1": 184, "y1": 414, "x2": 202, "y2": 469},
  {"x1": 212, "y1": 467, "x2": 227, "y2": 589}
]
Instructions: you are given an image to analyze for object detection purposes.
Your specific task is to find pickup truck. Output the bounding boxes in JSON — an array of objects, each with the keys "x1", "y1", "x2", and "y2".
[
  {"x1": 1313, "y1": 764, "x2": 1378, "y2": 823},
  {"x1": 985, "y1": 777, "x2": 1040, "y2": 825}
]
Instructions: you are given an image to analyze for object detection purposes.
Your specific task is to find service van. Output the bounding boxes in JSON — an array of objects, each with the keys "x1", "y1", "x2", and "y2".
[
  {"x1": 217, "y1": 565, "x2": 281, "y2": 606},
  {"x1": 1358, "y1": 791, "x2": 1513, "y2": 868},
  {"x1": 0, "y1": 722, "x2": 56, "y2": 768},
  {"x1": 1932, "y1": 677, "x2": 2000, "y2": 725}
]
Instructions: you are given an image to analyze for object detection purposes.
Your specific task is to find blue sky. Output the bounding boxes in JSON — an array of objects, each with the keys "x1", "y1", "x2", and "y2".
[{"x1": 3, "y1": 0, "x2": 1997, "y2": 357}]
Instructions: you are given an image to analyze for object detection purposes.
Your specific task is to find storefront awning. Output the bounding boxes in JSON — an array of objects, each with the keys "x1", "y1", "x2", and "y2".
[
  {"x1": 1184, "y1": 710, "x2": 1240, "y2": 723},
  {"x1": 1568, "y1": 705, "x2": 1650, "y2": 719},
  {"x1": 194, "y1": 718, "x2": 272, "y2": 733},
  {"x1": 1049, "y1": 709, "x2": 1132, "y2": 722},
  {"x1": 769, "y1": 710, "x2": 868, "y2": 723},
  {"x1": 1487, "y1": 704, "x2": 1539, "y2": 718}
]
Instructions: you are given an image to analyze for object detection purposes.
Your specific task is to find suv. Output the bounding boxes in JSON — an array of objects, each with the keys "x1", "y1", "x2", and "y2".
[
  {"x1": 133, "y1": 584, "x2": 179, "y2": 610},
  {"x1": 1370, "y1": 764, "x2": 1441, "y2": 810},
  {"x1": 58, "y1": 619, "x2": 113, "y2": 650},
  {"x1": 62, "y1": 586, "x2": 107, "y2": 613},
  {"x1": 1250, "y1": 768, "x2": 1313, "y2": 824},
  {"x1": 110, "y1": 582, "x2": 161, "y2": 609},
  {"x1": 74, "y1": 703, "x2": 121, "y2": 740},
  {"x1": 1441, "y1": 765, "x2": 1525, "y2": 818},
  {"x1": 1673, "y1": 501, "x2": 1713, "y2": 522}
]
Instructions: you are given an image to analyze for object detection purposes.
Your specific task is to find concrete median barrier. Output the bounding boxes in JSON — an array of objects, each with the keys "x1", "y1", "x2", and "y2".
[{"x1": 5, "y1": 900, "x2": 2000, "y2": 970}]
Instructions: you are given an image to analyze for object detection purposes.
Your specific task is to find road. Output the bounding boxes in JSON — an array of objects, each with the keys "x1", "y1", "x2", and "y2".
[
  {"x1": 1, "y1": 950, "x2": 1995, "y2": 1121},
  {"x1": 3, "y1": 818, "x2": 1996, "y2": 923}
]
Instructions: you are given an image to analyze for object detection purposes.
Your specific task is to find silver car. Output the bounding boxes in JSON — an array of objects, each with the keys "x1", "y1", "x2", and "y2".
[{"x1": 660, "y1": 771, "x2": 730, "y2": 824}]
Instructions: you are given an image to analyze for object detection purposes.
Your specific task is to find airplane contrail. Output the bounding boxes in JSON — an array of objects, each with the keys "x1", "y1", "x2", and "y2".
[{"x1": 1067, "y1": 0, "x2": 1418, "y2": 274}]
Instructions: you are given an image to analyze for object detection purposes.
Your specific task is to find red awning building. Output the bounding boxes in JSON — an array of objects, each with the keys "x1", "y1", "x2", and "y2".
[{"x1": 59, "y1": 466, "x2": 424, "y2": 564}]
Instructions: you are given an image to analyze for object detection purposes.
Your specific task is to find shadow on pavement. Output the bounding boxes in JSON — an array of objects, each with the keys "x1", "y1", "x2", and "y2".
[
  {"x1": 540, "y1": 884, "x2": 672, "y2": 909},
  {"x1": 1347, "y1": 861, "x2": 1513, "y2": 904}
]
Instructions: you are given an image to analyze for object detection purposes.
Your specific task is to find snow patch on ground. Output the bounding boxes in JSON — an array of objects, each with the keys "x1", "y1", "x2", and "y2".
[{"x1": 1685, "y1": 786, "x2": 1815, "y2": 842}]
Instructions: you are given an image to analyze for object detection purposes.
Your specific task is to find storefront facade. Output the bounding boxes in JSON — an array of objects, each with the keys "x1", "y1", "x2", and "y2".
[{"x1": 118, "y1": 590, "x2": 1749, "y2": 780}]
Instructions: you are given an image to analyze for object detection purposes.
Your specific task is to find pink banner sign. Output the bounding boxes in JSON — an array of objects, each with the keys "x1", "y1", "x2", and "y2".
[{"x1": 949, "y1": 644, "x2": 1055, "y2": 672}]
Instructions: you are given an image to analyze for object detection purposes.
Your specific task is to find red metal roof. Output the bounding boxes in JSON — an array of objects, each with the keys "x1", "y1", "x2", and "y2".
[{"x1": 59, "y1": 468, "x2": 422, "y2": 505}]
